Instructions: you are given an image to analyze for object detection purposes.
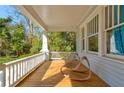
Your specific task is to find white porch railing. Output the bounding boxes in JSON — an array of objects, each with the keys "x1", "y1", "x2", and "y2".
[
  {"x1": 0, "y1": 52, "x2": 46, "y2": 87},
  {"x1": 0, "y1": 52, "x2": 78, "y2": 87}
]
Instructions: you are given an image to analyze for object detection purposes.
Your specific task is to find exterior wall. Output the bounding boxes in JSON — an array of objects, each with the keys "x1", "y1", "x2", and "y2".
[
  {"x1": 82, "y1": 52, "x2": 124, "y2": 87},
  {"x1": 76, "y1": 6, "x2": 124, "y2": 87}
]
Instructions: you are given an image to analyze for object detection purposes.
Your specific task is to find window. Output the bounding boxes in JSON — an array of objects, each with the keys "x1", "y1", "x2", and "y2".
[
  {"x1": 105, "y1": 5, "x2": 124, "y2": 56},
  {"x1": 87, "y1": 15, "x2": 99, "y2": 52},
  {"x1": 109, "y1": 5, "x2": 112, "y2": 27},
  {"x1": 106, "y1": 26, "x2": 124, "y2": 55},
  {"x1": 105, "y1": 6, "x2": 108, "y2": 29},
  {"x1": 105, "y1": 6, "x2": 113, "y2": 29},
  {"x1": 114, "y1": 5, "x2": 118, "y2": 25},
  {"x1": 88, "y1": 35, "x2": 98, "y2": 52},
  {"x1": 82, "y1": 27, "x2": 85, "y2": 50},
  {"x1": 120, "y1": 5, "x2": 124, "y2": 23}
]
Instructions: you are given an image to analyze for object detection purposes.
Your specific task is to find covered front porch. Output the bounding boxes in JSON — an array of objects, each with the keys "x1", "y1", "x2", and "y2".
[{"x1": 0, "y1": 5, "x2": 124, "y2": 87}]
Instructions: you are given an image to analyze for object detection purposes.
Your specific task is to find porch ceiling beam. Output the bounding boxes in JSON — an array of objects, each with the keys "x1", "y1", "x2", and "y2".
[{"x1": 17, "y1": 5, "x2": 47, "y2": 31}]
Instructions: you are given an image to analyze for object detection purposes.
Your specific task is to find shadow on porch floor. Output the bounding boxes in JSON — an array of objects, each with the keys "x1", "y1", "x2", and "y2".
[{"x1": 16, "y1": 60, "x2": 109, "y2": 87}]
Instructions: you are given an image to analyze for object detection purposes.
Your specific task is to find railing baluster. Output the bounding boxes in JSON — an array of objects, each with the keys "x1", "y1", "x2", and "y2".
[
  {"x1": 5, "y1": 66, "x2": 10, "y2": 87},
  {"x1": 22, "y1": 61, "x2": 25, "y2": 75},
  {"x1": 21, "y1": 61, "x2": 23, "y2": 77},
  {"x1": 10, "y1": 65, "x2": 12, "y2": 85},
  {"x1": 33, "y1": 58, "x2": 35, "y2": 67},
  {"x1": 23, "y1": 61, "x2": 26, "y2": 75},
  {"x1": 19, "y1": 62, "x2": 21, "y2": 78},
  {"x1": 24, "y1": 61, "x2": 26, "y2": 75},
  {"x1": 12, "y1": 65, "x2": 14, "y2": 84},
  {"x1": 17, "y1": 63, "x2": 19, "y2": 79},
  {"x1": 13, "y1": 64, "x2": 15, "y2": 82},
  {"x1": 24, "y1": 61, "x2": 26, "y2": 74},
  {"x1": 29, "y1": 59, "x2": 31, "y2": 70},
  {"x1": 25, "y1": 61, "x2": 27, "y2": 73},
  {"x1": 9, "y1": 66, "x2": 11, "y2": 86},
  {"x1": 32, "y1": 59, "x2": 33, "y2": 69},
  {"x1": 27, "y1": 62, "x2": 30, "y2": 71},
  {"x1": 26, "y1": 60, "x2": 28, "y2": 73},
  {"x1": 31, "y1": 59, "x2": 32, "y2": 69},
  {"x1": 17, "y1": 63, "x2": 19, "y2": 80},
  {"x1": 29, "y1": 59, "x2": 32, "y2": 69}
]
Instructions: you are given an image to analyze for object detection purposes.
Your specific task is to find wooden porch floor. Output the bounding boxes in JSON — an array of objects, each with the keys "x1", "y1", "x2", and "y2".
[{"x1": 16, "y1": 60, "x2": 109, "y2": 87}]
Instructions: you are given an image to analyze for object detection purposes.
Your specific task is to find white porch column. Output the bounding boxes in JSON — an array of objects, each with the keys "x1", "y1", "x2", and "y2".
[
  {"x1": 76, "y1": 28, "x2": 82, "y2": 57},
  {"x1": 40, "y1": 31, "x2": 49, "y2": 60},
  {"x1": 98, "y1": 7, "x2": 104, "y2": 56}
]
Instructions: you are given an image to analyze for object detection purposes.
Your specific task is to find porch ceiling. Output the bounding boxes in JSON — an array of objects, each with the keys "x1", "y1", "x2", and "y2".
[{"x1": 18, "y1": 5, "x2": 97, "y2": 32}]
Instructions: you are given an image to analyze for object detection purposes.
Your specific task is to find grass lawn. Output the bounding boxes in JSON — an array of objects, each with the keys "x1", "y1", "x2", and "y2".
[
  {"x1": 0, "y1": 53, "x2": 35, "y2": 64},
  {"x1": 0, "y1": 57, "x2": 18, "y2": 64}
]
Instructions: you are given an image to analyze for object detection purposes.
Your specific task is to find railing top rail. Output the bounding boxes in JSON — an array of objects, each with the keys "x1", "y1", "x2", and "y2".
[
  {"x1": 50, "y1": 51, "x2": 76, "y2": 53},
  {"x1": 4, "y1": 52, "x2": 44, "y2": 66}
]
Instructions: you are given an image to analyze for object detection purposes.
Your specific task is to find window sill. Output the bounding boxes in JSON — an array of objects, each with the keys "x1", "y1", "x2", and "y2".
[
  {"x1": 87, "y1": 51, "x2": 98, "y2": 55},
  {"x1": 85, "y1": 52, "x2": 124, "y2": 64},
  {"x1": 104, "y1": 54, "x2": 124, "y2": 62}
]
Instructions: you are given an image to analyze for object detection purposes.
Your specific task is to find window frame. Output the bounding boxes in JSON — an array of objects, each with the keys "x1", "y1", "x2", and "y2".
[
  {"x1": 104, "y1": 5, "x2": 124, "y2": 60},
  {"x1": 87, "y1": 14, "x2": 99, "y2": 54}
]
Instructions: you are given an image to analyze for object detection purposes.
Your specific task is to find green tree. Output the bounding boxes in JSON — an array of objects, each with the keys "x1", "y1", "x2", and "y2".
[
  {"x1": 48, "y1": 32, "x2": 76, "y2": 52},
  {"x1": 0, "y1": 17, "x2": 12, "y2": 56},
  {"x1": 29, "y1": 23, "x2": 42, "y2": 54},
  {"x1": 0, "y1": 6, "x2": 43, "y2": 63},
  {"x1": 10, "y1": 24, "x2": 25, "y2": 56}
]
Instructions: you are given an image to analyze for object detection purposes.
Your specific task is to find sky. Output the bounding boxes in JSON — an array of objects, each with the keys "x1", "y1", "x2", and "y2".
[
  {"x1": 0, "y1": 5, "x2": 31, "y2": 33},
  {"x1": 0, "y1": 5, "x2": 23, "y2": 24},
  {"x1": 0, "y1": 5, "x2": 12, "y2": 18},
  {"x1": 0, "y1": 5, "x2": 30, "y2": 24},
  {"x1": 0, "y1": 5, "x2": 43, "y2": 33}
]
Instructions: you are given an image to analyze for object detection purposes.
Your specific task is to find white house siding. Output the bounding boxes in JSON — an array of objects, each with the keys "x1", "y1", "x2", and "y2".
[
  {"x1": 77, "y1": 6, "x2": 124, "y2": 87},
  {"x1": 80, "y1": 52, "x2": 124, "y2": 87}
]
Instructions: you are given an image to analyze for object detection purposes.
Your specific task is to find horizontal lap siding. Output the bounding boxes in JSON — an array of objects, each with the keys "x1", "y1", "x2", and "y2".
[{"x1": 81, "y1": 53, "x2": 124, "y2": 87}]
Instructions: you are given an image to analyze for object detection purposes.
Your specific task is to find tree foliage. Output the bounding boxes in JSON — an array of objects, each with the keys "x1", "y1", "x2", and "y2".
[
  {"x1": 10, "y1": 24, "x2": 25, "y2": 56},
  {"x1": 48, "y1": 32, "x2": 76, "y2": 52},
  {"x1": 0, "y1": 17, "x2": 12, "y2": 56},
  {"x1": 0, "y1": 17, "x2": 42, "y2": 57}
]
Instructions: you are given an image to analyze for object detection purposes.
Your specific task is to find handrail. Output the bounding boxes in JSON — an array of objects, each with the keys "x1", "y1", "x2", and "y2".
[
  {"x1": 50, "y1": 51, "x2": 76, "y2": 53},
  {"x1": 4, "y1": 53, "x2": 44, "y2": 65}
]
